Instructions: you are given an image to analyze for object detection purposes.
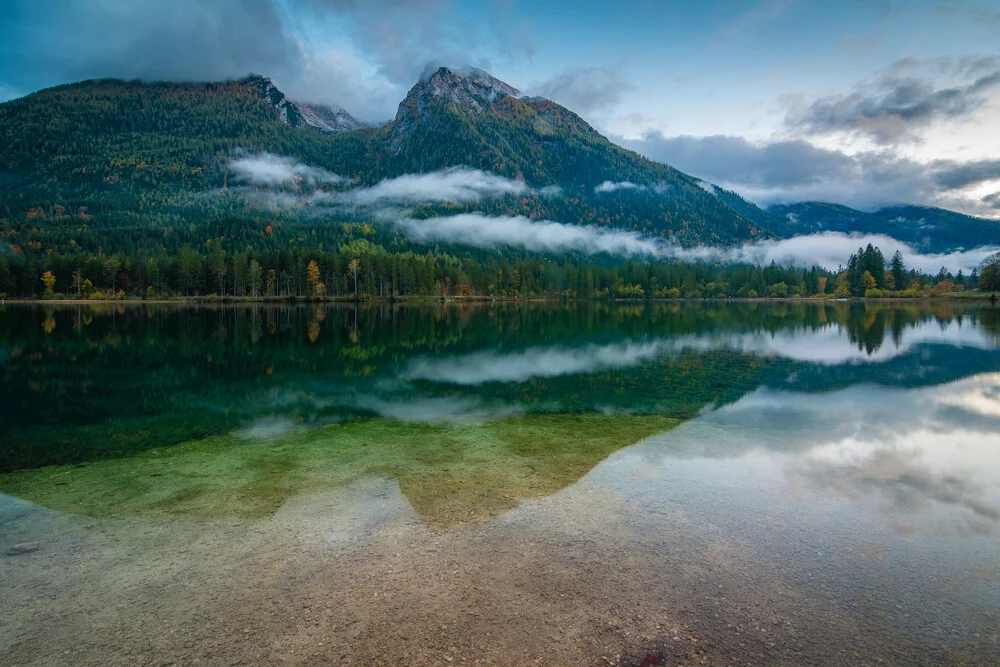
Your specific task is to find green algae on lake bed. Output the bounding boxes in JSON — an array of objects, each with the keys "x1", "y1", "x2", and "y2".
[{"x1": 0, "y1": 413, "x2": 679, "y2": 525}]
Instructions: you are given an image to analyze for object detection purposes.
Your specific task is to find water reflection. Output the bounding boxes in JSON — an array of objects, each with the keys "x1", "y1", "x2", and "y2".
[
  {"x1": 402, "y1": 339, "x2": 666, "y2": 385},
  {"x1": 2, "y1": 301, "x2": 1000, "y2": 473},
  {"x1": 631, "y1": 373, "x2": 1000, "y2": 537},
  {"x1": 4, "y1": 301, "x2": 999, "y2": 666}
]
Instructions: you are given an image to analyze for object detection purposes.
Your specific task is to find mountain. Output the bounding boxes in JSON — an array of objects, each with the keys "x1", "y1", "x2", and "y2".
[
  {"x1": 3, "y1": 67, "x2": 995, "y2": 261},
  {"x1": 0, "y1": 68, "x2": 770, "y2": 256},
  {"x1": 765, "y1": 202, "x2": 1000, "y2": 253},
  {"x1": 322, "y1": 66, "x2": 770, "y2": 245},
  {"x1": 243, "y1": 74, "x2": 367, "y2": 134}
]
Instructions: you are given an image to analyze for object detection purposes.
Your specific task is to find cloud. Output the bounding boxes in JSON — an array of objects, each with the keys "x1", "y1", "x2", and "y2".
[
  {"x1": 984, "y1": 192, "x2": 1000, "y2": 209},
  {"x1": 594, "y1": 181, "x2": 646, "y2": 194},
  {"x1": 784, "y1": 57, "x2": 1000, "y2": 145},
  {"x1": 529, "y1": 65, "x2": 632, "y2": 117},
  {"x1": 710, "y1": 232, "x2": 1000, "y2": 274},
  {"x1": 0, "y1": 0, "x2": 299, "y2": 92},
  {"x1": 395, "y1": 213, "x2": 663, "y2": 256},
  {"x1": 392, "y1": 210, "x2": 998, "y2": 273},
  {"x1": 216, "y1": 164, "x2": 555, "y2": 213},
  {"x1": 933, "y1": 159, "x2": 1000, "y2": 190},
  {"x1": 0, "y1": 0, "x2": 535, "y2": 122},
  {"x1": 229, "y1": 152, "x2": 351, "y2": 187},
  {"x1": 346, "y1": 167, "x2": 528, "y2": 205},
  {"x1": 618, "y1": 133, "x2": 858, "y2": 191},
  {"x1": 616, "y1": 131, "x2": 1000, "y2": 217},
  {"x1": 695, "y1": 180, "x2": 717, "y2": 196}
]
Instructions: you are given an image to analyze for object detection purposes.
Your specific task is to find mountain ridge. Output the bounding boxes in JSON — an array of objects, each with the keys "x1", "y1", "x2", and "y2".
[
  {"x1": 1, "y1": 67, "x2": 997, "y2": 256},
  {"x1": 0, "y1": 68, "x2": 772, "y2": 250},
  {"x1": 765, "y1": 201, "x2": 1000, "y2": 253}
]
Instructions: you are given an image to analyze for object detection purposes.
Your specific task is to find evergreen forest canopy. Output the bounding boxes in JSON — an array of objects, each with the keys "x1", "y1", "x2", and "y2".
[{"x1": 1, "y1": 70, "x2": 999, "y2": 300}]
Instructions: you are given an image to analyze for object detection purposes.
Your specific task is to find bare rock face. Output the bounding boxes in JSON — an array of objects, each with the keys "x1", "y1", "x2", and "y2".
[
  {"x1": 388, "y1": 66, "x2": 521, "y2": 152},
  {"x1": 242, "y1": 74, "x2": 366, "y2": 135},
  {"x1": 294, "y1": 102, "x2": 367, "y2": 134},
  {"x1": 406, "y1": 66, "x2": 520, "y2": 116}
]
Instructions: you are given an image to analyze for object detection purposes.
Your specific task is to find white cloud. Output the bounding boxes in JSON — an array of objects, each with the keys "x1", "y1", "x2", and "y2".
[
  {"x1": 345, "y1": 167, "x2": 528, "y2": 205},
  {"x1": 696, "y1": 180, "x2": 717, "y2": 196},
  {"x1": 709, "y1": 232, "x2": 1000, "y2": 273},
  {"x1": 394, "y1": 212, "x2": 998, "y2": 273},
  {"x1": 229, "y1": 152, "x2": 351, "y2": 187},
  {"x1": 594, "y1": 180, "x2": 646, "y2": 193},
  {"x1": 395, "y1": 213, "x2": 663, "y2": 256}
]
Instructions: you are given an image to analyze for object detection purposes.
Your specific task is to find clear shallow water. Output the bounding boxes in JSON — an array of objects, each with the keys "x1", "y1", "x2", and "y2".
[{"x1": 1, "y1": 301, "x2": 999, "y2": 665}]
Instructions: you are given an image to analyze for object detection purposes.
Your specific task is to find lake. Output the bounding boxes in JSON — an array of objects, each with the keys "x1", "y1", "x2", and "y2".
[{"x1": 2, "y1": 301, "x2": 999, "y2": 665}]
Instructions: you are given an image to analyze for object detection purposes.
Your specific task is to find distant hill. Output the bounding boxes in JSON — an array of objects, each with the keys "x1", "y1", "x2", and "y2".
[{"x1": 765, "y1": 202, "x2": 1000, "y2": 253}]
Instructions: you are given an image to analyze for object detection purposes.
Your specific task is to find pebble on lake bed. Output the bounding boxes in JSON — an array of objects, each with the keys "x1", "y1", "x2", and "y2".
[{"x1": 8, "y1": 542, "x2": 40, "y2": 555}]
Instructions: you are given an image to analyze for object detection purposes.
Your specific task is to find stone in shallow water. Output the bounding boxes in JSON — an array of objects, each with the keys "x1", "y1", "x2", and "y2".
[{"x1": 8, "y1": 541, "x2": 39, "y2": 555}]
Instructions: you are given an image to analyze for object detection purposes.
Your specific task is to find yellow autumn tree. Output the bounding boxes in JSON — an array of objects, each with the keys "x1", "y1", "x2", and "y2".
[
  {"x1": 40, "y1": 270, "x2": 56, "y2": 297},
  {"x1": 306, "y1": 260, "x2": 321, "y2": 297}
]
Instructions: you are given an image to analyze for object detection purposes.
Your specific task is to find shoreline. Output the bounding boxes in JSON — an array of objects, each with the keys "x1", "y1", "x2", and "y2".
[{"x1": 4, "y1": 293, "x2": 998, "y2": 306}]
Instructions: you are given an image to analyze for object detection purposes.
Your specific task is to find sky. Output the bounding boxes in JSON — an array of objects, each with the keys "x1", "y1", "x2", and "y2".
[{"x1": 1, "y1": 0, "x2": 999, "y2": 218}]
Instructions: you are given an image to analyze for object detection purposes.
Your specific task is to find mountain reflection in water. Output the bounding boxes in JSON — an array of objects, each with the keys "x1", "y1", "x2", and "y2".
[{"x1": 1, "y1": 300, "x2": 999, "y2": 526}]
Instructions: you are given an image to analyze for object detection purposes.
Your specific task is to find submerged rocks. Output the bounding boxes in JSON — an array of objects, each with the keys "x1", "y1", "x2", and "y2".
[{"x1": 8, "y1": 541, "x2": 40, "y2": 555}]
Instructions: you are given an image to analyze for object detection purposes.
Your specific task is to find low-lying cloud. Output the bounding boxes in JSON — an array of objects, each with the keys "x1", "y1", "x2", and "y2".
[
  {"x1": 230, "y1": 152, "x2": 351, "y2": 187},
  {"x1": 394, "y1": 212, "x2": 1000, "y2": 273},
  {"x1": 222, "y1": 162, "x2": 544, "y2": 210},
  {"x1": 346, "y1": 167, "x2": 528, "y2": 205},
  {"x1": 719, "y1": 232, "x2": 1000, "y2": 274},
  {"x1": 594, "y1": 180, "x2": 645, "y2": 193},
  {"x1": 396, "y1": 213, "x2": 663, "y2": 256}
]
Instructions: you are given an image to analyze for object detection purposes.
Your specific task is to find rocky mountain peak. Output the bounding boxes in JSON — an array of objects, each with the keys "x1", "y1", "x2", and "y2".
[
  {"x1": 241, "y1": 74, "x2": 365, "y2": 134},
  {"x1": 397, "y1": 66, "x2": 520, "y2": 120}
]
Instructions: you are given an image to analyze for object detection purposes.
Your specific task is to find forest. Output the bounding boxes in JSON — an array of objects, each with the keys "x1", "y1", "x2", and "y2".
[{"x1": 0, "y1": 239, "x2": 984, "y2": 300}]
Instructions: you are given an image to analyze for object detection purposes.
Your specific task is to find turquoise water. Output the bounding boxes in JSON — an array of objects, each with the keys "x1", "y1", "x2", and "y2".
[{"x1": 1, "y1": 301, "x2": 998, "y2": 664}]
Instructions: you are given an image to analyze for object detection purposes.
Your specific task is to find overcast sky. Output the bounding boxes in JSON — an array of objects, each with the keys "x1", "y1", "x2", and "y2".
[{"x1": 1, "y1": 0, "x2": 998, "y2": 217}]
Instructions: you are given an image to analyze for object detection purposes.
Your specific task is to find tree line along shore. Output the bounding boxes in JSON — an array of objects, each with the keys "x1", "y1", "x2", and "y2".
[{"x1": 4, "y1": 241, "x2": 999, "y2": 302}]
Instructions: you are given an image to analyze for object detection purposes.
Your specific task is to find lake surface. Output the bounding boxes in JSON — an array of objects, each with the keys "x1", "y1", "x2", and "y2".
[{"x1": 1, "y1": 301, "x2": 999, "y2": 665}]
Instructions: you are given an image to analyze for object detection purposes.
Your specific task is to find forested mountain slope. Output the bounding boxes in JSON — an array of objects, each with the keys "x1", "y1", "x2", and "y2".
[{"x1": 0, "y1": 68, "x2": 770, "y2": 257}]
